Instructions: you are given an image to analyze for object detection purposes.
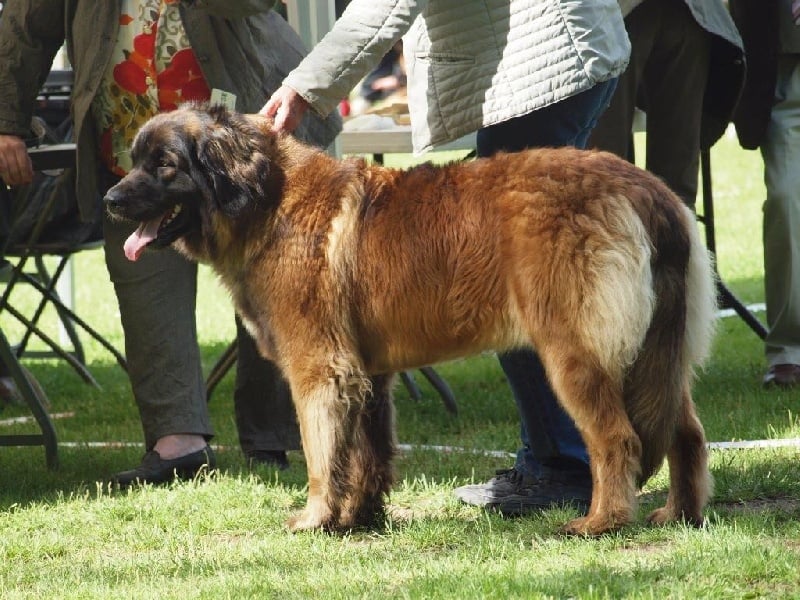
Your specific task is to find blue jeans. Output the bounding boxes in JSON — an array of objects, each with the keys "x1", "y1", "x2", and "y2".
[{"x1": 476, "y1": 78, "x2": 617, "y2": 481}]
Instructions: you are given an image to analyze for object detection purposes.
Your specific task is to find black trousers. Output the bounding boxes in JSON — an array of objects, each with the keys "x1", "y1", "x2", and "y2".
[{"x1": 588, "y1": 0, "x2": 711, "y2": 209}]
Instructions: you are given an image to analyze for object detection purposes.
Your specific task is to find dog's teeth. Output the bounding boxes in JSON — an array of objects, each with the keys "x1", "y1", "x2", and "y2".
[{"x1": 163, "y1": 205, "x2": 181, "y2": 226}]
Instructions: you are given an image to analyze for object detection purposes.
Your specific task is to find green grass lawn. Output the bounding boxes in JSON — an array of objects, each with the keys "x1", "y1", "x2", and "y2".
[{"x1": 1, "y1": 131, "x2": 799, "y2": 599}]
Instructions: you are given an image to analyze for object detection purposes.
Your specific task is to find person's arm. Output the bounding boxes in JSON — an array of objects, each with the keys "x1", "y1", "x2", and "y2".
[
  {"x1": 262, "y1": 0, "x2": 424, "y2": 132},
  {"x1": 0, "y1": 0, "x2": 66, "y2": 185},
  {"x1": 0, "y1": 135, "x2": 33, "y2": 187}
]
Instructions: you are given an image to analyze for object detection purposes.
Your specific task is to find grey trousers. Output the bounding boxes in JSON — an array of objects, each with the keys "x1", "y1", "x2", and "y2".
[
  {"x1": 762, "y1": 55, "x2": 800, "y2": 368},
  {"x1": 102, "y1": 209, "x2": 300, "y2": 454}
]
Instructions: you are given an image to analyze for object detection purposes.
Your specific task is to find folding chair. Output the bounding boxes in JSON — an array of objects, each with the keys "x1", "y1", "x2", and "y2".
[
  {"x1": 0, "y1": 264, "x2": 58, "y2": 468},
  {"x1": 0, "y1": 147, "x2": 71, "y2": 469},
  {"x1": 0, "y1": 125, "x2": 127, "y2": 387}
]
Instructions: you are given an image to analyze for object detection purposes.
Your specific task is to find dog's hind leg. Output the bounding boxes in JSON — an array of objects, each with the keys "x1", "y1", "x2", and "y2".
[
  {"x1": 339, "y1": 373, "x2": 397, "y2": 529},
  {"x1": 647, "y1": 382, "x2": 711, "y2": 527},
  {"x1": 543, "y1": 346, "x2": 642, "y2": 535},
  {"x1": 644, "y1": 205, "x2": 714, "y2": 527}
]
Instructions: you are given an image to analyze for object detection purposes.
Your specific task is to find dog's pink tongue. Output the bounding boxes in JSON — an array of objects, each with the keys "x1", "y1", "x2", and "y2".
[{"x1": 123, "y1": 219, "x2": 161, "y2": 262}]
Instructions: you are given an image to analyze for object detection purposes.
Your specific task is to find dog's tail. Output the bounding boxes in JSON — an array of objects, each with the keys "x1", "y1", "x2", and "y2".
[{"x1": 625, "y1": 195, "x2": 717, "y2": 485}]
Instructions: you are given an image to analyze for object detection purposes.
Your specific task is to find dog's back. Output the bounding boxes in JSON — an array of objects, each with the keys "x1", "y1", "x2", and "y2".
[{"x1": 332, "y1": 148, "x2": 710, "y2": 379}]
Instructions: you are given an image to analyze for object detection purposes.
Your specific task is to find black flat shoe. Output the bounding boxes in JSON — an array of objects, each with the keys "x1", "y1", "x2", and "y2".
[{"x1": 113, "y1": 445, "x2": 216, "y2": 487}]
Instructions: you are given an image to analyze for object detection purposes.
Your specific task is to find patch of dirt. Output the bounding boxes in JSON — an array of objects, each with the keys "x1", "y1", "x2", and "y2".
[{"x1": 712, "y1": 495, "x2": 800, "y2": 514}]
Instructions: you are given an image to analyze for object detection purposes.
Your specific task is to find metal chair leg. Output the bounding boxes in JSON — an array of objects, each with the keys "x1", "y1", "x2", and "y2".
[
  {"x1": 418, "y1": 366, "x2": 458, "y2": 415},
  {"x1": 0, "y1": 329, "x2": 58, "y2": 468},
  {"x1": 206, "y1": 340, "x2": 459, "y2": 415},
  {"x1": 205, "y1": 341, "x2": 238, "y2": 401},
  {"x1": 400, "y1": 371, "x2": 422, "y2": 401},
  {"x1": 9, "y1": 267, "x2": 128, "y2": 372}
]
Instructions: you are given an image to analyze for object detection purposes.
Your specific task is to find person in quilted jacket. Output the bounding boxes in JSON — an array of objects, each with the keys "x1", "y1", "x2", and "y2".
[{"x1": 262, "y1": 0, "x2": 631, "y2": 516}]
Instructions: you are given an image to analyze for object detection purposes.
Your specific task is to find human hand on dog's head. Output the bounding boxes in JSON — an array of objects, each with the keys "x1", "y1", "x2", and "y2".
[
  {"x1": 260, "y1": 85, "x2": 310, "y2": 134},
  {"x1": 0, "y1": 134, "x2": 34, "y2": 186}
]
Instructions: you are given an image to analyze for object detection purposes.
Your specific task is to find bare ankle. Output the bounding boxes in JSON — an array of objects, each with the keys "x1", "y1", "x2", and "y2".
[{"x1": 153, "y1": 434, "x2": 207, "y2": 460}]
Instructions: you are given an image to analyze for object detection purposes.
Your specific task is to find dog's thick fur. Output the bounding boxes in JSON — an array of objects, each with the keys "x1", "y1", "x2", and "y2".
[{"x1": 105, "y1": 105, "x2": 716, "y2": 536}]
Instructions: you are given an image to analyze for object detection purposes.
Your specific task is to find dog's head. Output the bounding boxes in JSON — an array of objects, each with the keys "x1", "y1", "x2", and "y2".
[{"x1": 104, "y1": 103, "x2": 282, "y2": 262}]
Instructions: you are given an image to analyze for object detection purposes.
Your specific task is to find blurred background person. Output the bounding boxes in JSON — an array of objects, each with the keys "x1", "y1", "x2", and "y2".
[{"x1": 730, "y1": 0, "x2": 800, "y2": 388}]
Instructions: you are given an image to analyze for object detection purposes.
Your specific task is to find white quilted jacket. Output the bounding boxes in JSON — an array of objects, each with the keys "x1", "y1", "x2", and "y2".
[{"x1": 285, "y1": 0, "x2": 630, "y2": 153}]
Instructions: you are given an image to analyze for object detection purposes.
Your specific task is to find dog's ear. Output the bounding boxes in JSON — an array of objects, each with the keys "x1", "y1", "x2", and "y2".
[{"x1": 196, "y1": 108, "x2": 273, "y2": 218}]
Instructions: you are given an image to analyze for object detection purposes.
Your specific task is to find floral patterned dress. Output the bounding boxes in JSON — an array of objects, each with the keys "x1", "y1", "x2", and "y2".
[{"x1": 94, "y1": 0, "x2": 211, "y2": 175}]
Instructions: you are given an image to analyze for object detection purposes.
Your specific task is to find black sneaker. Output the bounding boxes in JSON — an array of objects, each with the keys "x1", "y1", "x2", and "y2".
[
  {"x1": 246, "y1": 450, "x2": 290, "y2": 470},
  {"x1": 113, "y1": 445, "x2": 216, "y2": 487},
  {"x1": 454, "y1": 467, "x2": 591, "y2": 515}
]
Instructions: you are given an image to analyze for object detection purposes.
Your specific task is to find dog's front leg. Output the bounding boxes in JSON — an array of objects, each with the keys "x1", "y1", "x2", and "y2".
[
  {"x1": 286, "y1": 379, "x2": 348, "y2": 532},
  {"x1": 338, "y1": 373, "x2": 397, "y2": 529},
  {"x1": 285, "y1": 362, "x2": 370, "y2": 533}
]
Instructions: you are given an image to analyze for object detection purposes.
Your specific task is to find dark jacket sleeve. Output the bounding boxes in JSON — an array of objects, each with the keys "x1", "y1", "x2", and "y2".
[
  {"x1": 0, "y1": 0, "x2": 66, "y2": 135},
  {"x1": 701, "y1": 33, "x2": 746, "y2": 150},
  {"x1": 729, "y1": 0, "x2": 779, "y2": 150},
  {"x1": 182, "y1": 0, "x2": 278, "y2": 19}
]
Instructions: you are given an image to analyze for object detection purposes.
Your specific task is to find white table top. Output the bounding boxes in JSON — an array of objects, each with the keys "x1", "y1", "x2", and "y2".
[{"x1": 340, "y1": 114, "x2": 475, "y2": 156}]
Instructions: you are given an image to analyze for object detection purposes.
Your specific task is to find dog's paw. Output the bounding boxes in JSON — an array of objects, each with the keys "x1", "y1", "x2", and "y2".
[
  {"x1": 339, "y1": 495, "x2": 386, "y2": 530},
  {"x1": 286, "y1": 508, "x2": 332, "y2": 532},
  {"x1": 646, "y1": 506, "x2": 704, "y2": 528},
  {"x1": 561, "y1": 514, "x2": 624, "y2": 537},
  {"x1": 645, "y1": 506, "x2": 673, "y2": 526}
]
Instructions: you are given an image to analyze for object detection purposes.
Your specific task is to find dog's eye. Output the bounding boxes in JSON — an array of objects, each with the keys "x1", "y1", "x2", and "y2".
[{"x1": 157, "y1": 165, "x2": 177, "y2": 181}]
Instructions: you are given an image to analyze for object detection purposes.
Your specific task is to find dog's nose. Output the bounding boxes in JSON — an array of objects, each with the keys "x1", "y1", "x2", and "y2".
[
  {"x1": 103, "y1": 184, "x2": 124, "y2": 204},
  {"x1": 103, "y1": 188, "x2": 123, "y2": 211}
]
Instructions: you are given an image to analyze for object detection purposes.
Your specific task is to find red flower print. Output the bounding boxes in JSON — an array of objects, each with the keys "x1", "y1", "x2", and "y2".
[
  {"x1": 133, "y1": 27, "x2": 156, "y2": 57},
  {"x1": 159, "y1": 89, "x2": 181, "y2": 111},
  {"x1": 169, "y1": 48, "x2": 199, "y2": 72},
  {"x1": 157, "y1": 49, "x2": 210, "y2": 107},
  {"x1": 114, "y1": 60, "x2": 148, "y2": 95},
  {"x1": 180, "y1": 77, "x2": 211, "y2": 102}
]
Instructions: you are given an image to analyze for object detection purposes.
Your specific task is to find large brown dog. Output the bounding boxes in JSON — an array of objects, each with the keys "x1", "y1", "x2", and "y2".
[{"x1": 104, "y1": 104, "x2": 716, "y2": 536}]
